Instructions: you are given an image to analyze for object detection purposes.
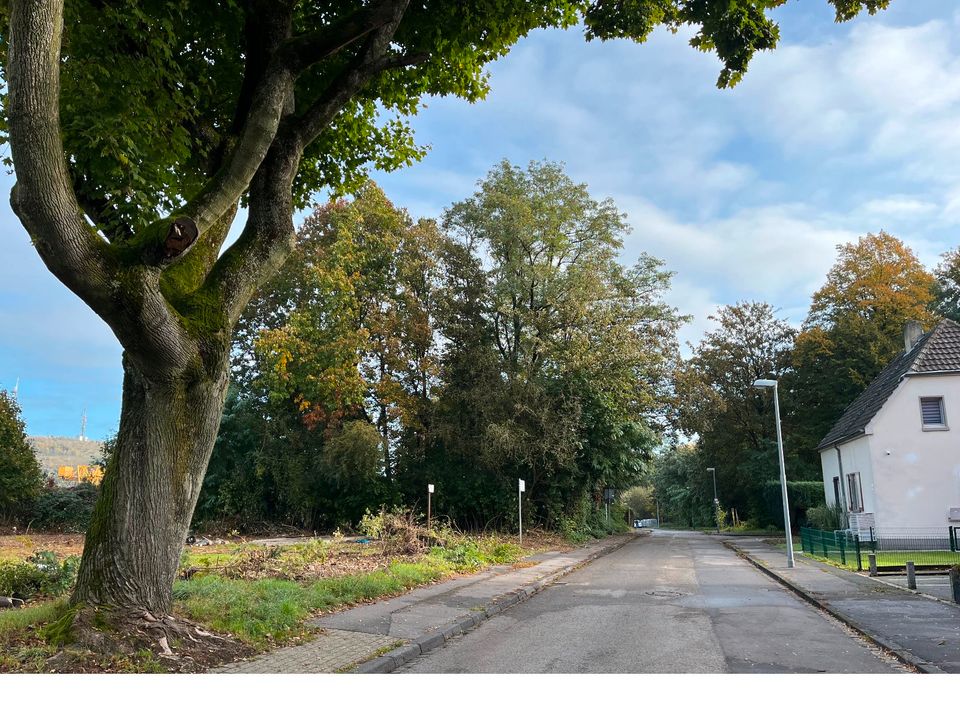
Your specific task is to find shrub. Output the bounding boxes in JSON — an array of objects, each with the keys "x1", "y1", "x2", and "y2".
[
  {"x1": 359, "y1": 507, "x2": 429, "y2": 554},
  {"x1": 0, "y1": 551, "x2": 79, "y2": 600},
  {"x1": 805, "y1": 504, "x2": 845, "y2": 531},
  {"x1": 30, "y1": 483, "x2": 100, "y2": 532}
]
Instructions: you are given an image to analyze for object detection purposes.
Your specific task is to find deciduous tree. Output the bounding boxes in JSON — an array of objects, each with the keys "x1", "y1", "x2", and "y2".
[
  {"x1": 934, "y1": 248, "x2": 960, "y2": 322},
  {"x1": 0, "y1": 390, "x2": 43, "y2": 521},
  {"x1": 0, "y1": 0, "x2": 888, "y2": 636},
  {"x1": 675, "y1": 302, "x2": 797, "y2": 520},
  {"x1": 791, "y1": 231, "x2": 937, "y2": 458}
]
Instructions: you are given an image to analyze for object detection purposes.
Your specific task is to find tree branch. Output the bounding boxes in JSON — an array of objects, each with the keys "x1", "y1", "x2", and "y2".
[
  {"x1": 288, "y1": 1, "x2": 416, "y2": 150},
  {"x1": 205, "y1": 1, "x2": 419, "y2": 325},
  {"x1": 7, "y1": 0, "x2": 114, "y2": 311},
  {"x1": 7, "y1": 0, "x2": 202, "y2": 377},
  {"x1": 277, "y1": 0, "x2": 410, "y2": 74}
]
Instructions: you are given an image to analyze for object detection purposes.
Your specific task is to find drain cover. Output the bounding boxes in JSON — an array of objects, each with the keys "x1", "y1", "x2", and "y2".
[{"x1": 645, "y1": 590, "x2": 684, "y2": 598}]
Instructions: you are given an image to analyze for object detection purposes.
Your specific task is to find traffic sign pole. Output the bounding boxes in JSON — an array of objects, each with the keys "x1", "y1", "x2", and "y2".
[{"x1": 518, "y1": 479, "x2": 525, "y2": 546}]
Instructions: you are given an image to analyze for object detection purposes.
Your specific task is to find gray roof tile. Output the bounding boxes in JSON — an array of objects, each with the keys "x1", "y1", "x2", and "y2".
[{"x1": 817, "y1": 318, "x2": 960, "y2": 450}]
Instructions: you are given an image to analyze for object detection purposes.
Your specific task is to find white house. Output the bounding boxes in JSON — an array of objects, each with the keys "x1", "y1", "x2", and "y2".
[{"x1": 818, "y1": 318, "x2": 960, "y2": 532}]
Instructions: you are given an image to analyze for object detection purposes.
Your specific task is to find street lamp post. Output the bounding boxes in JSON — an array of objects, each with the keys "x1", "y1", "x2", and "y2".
[
  {"x1": 753, "y1": 378, "x2": 794, "y2": 568},
  {"x1": 707, "y1": 467, "x2": 719, "y2": 533}
]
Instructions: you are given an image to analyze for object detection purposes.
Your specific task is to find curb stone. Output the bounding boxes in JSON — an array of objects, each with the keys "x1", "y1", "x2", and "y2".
[
  {"x1": 865, "y1": 573, "x2": 960, "y2": 609},
  {"x1": 352, "y1": 532, "x2": 637, "y2": 673},
  {"x1": 724, "y1": 541, "x2": 943, "y2": 674}
]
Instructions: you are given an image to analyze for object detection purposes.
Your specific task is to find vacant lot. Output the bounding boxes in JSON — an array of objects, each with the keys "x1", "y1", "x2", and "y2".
[{"x1": 0, "y1": 525, "x2": 574, "y2": 672}]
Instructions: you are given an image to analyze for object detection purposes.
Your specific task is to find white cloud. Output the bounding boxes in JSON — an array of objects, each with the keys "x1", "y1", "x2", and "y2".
[{"x1": 859, "y1": 195, "x2": 938, "y2": 218}]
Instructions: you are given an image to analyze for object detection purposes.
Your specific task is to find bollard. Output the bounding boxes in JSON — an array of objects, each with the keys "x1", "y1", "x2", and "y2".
[
  {"x1": 868, "y1": 553, "x2": 877, "y2": 576},
  {"x1": 906, "y1": 561, "x2": 916, "y2": 590},
  {"x1": 950, "y1": 567, "x2": 960, "y2": 604}
]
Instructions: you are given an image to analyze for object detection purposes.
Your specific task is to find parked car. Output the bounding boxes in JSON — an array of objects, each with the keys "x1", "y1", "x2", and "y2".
[{"x1": 633, "y1": 520, "x2": 642, "y2": 528}]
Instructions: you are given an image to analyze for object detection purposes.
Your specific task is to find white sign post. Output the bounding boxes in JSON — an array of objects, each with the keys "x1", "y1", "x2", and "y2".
[
  {"x1": 427, "y1": 484, "x2": 434, "y2": 530},
  {"x1": 518, "y1": 479, "x2": 525, "y2": 546}
]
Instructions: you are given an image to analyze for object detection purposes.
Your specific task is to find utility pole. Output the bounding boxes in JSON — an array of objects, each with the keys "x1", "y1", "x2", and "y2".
[
  {"x1": 707, "y1": 467, "x2": 719, "y2": 533},
  {"x1": 753, "y1": 379, "x2": 794, "y2": 568}
]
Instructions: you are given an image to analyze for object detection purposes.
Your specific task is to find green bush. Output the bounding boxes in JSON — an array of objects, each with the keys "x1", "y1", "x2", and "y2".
[
  {"x1": 805, "y1": 504, "x2": 845, "y2": 531},
  {"x1": 0, "y1": 552, "x2": 79, "y2": 600},
  {"x1": 30, "y1": 483, "x2": 99, "y2": 532}
]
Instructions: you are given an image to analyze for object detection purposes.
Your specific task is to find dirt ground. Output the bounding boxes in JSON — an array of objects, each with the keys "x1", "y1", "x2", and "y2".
[
  {"x1": 0, "y1": 533, "x2": 85, "y2": 560},
  {"x1": 0, "y1": 528, "x2": 572, "y2": 575}
]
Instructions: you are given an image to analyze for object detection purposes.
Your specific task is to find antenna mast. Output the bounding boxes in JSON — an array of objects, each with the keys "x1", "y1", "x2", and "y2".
[{"x1": 80, "y1": 407, "x2": 87, "y2": 442}]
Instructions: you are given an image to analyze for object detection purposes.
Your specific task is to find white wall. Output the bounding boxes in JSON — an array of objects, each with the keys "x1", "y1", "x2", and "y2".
[
  {"x1": 867, "y1": 374, "x2": 960, "y2": 528},
  {"x1": 819, "y1": 436, "x2": 875, "y2": 514}
]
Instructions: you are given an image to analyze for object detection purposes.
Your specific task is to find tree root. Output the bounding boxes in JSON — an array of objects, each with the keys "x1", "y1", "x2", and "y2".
[{"x1": 46, "y1": 606, "x2": 250, "y2": 672}]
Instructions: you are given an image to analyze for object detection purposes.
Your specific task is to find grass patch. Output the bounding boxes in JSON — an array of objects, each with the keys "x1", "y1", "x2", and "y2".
[
  {"x1": 0, "y1": 599, "x2": 69, "y2": 672},
  {"x1": 0, "y1": 598, "x2": 69, "y2": 643},
  {"x1": 173, "y1": 534, "x2": 537, "y2": 648},
  {"x1": 174, "y1": 556, "x2": 455, "y2": 647}
]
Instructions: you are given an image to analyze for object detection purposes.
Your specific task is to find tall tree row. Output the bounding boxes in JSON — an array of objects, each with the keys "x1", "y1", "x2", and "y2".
[
  {"x1": 656, "y1": 230, "x2": 952, "y2": 529},
  {"x1": 200, "y1": 162, "x2": 684, "y2": 531}
]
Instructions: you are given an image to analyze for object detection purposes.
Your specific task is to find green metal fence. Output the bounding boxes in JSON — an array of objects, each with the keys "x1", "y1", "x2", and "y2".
[
  {"x1": 800, "y1": 527, "x2": 862, "y2": 570},
  {"x1": 800, "y1": 526, "x2": 960, "y2": 571}
]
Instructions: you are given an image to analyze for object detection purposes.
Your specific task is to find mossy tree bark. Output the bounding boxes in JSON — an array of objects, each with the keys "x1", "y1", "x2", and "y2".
[{"x1": 72, "y1": 353, "x2": 230, "y2": 613}]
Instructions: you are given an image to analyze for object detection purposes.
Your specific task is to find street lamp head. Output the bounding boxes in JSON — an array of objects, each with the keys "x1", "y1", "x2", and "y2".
[
  {"x1": 706, "y1": 467, "x2": 715, "y2": 472},
  {"x1": 753, "y1": 379, "x2": 777, "y2": 388}
]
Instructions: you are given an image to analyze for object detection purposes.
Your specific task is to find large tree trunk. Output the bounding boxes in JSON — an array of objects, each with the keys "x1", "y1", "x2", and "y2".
[{"x1": 72, "y1": 352, "x2": 230, "y2": 615}]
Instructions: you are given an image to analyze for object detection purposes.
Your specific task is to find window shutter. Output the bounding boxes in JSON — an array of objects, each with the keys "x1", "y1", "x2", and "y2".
[{"x1": 920, "y1": 397, "x2": 945, "y2": 426}]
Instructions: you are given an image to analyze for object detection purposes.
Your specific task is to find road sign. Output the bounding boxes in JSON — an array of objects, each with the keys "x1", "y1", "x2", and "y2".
[
  {"x1": 519, "y1": 479, "x2": 525, "y2": 493},
  {"x1": 428, "y1": 484, "x2": 434, "y2": 494}
]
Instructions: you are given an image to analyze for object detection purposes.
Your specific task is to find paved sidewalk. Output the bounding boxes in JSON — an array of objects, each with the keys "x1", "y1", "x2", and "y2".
[
  {"x1": 727, "y1": 536, "x2": 960, "y2": 673},
  {"x1": 213, "y1": 532, "x2": 636, "y2": 673}
]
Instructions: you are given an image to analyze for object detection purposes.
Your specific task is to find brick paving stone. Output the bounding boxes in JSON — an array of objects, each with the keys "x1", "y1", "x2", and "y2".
[{"x1": 213, "y1": 628, "x2": 401, "y2": 674}]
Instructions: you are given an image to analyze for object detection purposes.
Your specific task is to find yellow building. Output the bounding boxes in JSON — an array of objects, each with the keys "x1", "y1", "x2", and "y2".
[{"x1": 57, "y1": 465, "x2": 104, "y2": 485}]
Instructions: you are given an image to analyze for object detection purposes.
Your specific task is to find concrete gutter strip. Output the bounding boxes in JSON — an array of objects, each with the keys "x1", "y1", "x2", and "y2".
[
  {"x1": 353, "y1": 533, "x2": 636, "y2": 674},
  {"x1": 725, "y1": 541, "x2": 944, "y2": 674}
]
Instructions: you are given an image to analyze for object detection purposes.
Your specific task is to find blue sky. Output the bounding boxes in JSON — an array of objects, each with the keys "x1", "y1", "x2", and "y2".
[{"x1": 3, "y1": 1, "x2": 959, "y2": 440}]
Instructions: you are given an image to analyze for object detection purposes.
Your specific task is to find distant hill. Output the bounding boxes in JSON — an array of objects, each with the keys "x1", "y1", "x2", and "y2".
[{"x1": 28, "y1": 436, "x2": 104, "y2": 474}]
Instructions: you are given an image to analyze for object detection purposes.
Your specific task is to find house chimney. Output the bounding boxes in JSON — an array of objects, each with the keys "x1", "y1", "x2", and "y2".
[{"x1": 904, "y1": 320, "x2": 924, "y2": 353}]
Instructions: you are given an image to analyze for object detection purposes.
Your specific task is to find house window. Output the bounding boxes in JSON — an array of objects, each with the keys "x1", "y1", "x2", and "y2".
[
  {"x1": 920, "y1": 396, "x2": 948, "y2": 430},
  {"x1": 846, "y1": 472, "x2": 863, "y2": 513},
  {"x1": 832, "y1": 477, "x2": 841, "y2": 508}
]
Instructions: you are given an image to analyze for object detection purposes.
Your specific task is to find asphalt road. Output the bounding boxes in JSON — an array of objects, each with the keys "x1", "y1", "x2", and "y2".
[{"x1": 399, "y1": 530, "x2": 908, "y2": 673}]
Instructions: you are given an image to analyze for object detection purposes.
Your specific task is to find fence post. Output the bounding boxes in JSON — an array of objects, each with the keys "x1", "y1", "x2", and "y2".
[
  {"x1": 951, "y1": 527, "x2": 956, "y2": 554},
  {"x1": 906, "y1": 561, "x2": 916, "y2": 590},
  {"x1": 868, "y1": 553, "x2": 877, "y2": 576},
  {"x1": 854, "y1": 534, "x2": 862, "y2": 572},
  {"x1": 821, "y1": 530, "x2": 828, "y2": 558},
  {"x1": 950, "y1": 567, "x2": 960, "y2": 604},
  {"x1": 839, "y1": 532, "x2": 846, "y2": 565}
]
